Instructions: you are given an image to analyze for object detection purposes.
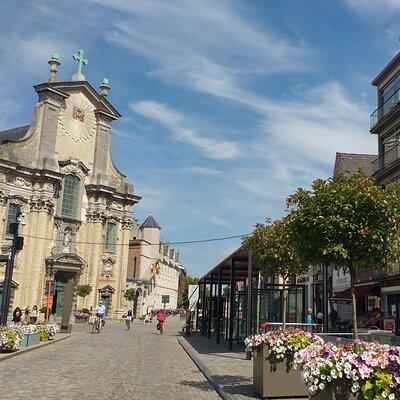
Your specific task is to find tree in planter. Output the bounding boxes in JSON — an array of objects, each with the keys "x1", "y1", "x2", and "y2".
[
  {"x1": 76, "y1": 284, "x2": 92, "y2": 311},
  {"x1": 243, "y1": 218, "x2": 307, "y2": 328},
  {"x1": 179, "y1": 276, "x2": 200, "y2": 310},
  {"x1": 124, "y1": 288, "x2": 136, "y2": 302},
  {"x1": 286, "y1": 171, "x2": 400, "y2": 338}
]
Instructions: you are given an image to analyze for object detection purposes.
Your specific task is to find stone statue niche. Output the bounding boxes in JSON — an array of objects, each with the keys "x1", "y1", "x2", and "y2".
[{"x1": 52, "y1": 218, "x2": 79, "y2": 255}]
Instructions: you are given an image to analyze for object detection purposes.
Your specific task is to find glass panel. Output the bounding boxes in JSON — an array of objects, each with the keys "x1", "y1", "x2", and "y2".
[
  {"x1": 6, "y1": 203, "x2": 20, "y2": 235},
  {"x1": 61, "y1": 175, "x2": 80, "y2": 218},
  {"x1": 106, "y1": 222, "x2": 117, "y2": 252}
]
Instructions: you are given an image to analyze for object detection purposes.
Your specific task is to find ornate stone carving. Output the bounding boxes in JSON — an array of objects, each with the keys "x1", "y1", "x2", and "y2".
[
  {"x1": 110, "y1": 201, "x2": 123, "y2": 210},
  {"x1": 59, "y1": 93, "x2": 96, "y2": 142},
  {"x1": 0, "y1": 172, "x2": 6, "y2": 182},
  {"x1": 86, "y1": 208, "x2": 105, "y2": 222},
  {"x1": 101, "y1": 257, "x2": 116, "y2": 278},
  {"x1": 121, "y1": 216, "x2": 134, "y2": 230},
  {"x1": 29, "y1": 196, "x2": 54, "y2": 212},
  {"x1": 52, "y1": 217, "x2": 80, "y2": 255},
  {"x1": 40, "y1": 92, "x2": 63, "y2": 108},
  {"x1": 14, "y1": 177, "x2": 30, "y2": 188},
  {"x1": 59, "y1": 160, "x2": 87, "y2": 180}
]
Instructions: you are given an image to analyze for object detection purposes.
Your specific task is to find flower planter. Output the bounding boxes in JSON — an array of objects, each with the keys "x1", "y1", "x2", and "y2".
[
  {"x1": 26, "y1": 332, "x2": 40, "y2": 346},
  {"x1": 19, "y1": 334, "x2": 29, "y2": 347},
  {"x1": 74, "y1": 317, "x2": 87, "y2": 324},
  {"x1": 253, "y1": 347, "x2": 308, "y2": 398},
  {"x1": 312, "y1": 386, "x2": 359, "y2": 400}
]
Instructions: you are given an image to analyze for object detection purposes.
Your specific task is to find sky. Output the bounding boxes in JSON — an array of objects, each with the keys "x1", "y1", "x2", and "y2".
[{"x1": 0, "y1": 0, "x2": 399, "y2": 277}]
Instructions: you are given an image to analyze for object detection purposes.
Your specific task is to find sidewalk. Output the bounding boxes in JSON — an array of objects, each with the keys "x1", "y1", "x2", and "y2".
[{"x1": 181, "y1": 334, "x2": 260, "y2": 399}]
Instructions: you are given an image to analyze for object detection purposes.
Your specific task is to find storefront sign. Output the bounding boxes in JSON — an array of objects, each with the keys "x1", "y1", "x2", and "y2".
[
  {"x1": 332, "y1": 269, "x2": 351, "y2": 291},
  {"x1": 383, "y1": 318, "x2": 396, "y2": 331},
  {"x1": 161, "y1": 295, "x2": 170, "y2": 304}
]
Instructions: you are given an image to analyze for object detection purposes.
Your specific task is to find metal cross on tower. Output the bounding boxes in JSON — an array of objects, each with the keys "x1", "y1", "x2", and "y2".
[{"x1": 72, "y1": 50, "x2": 88, "y2": 81}]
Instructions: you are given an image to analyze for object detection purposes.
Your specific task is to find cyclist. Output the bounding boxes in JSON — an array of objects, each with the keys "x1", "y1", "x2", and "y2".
[
  {"x1": 156, "y1": 309, "x2": 166, "y2": 334},
  {"x1": 95, "y1": 301, "x2": 106, "y2": 326}
]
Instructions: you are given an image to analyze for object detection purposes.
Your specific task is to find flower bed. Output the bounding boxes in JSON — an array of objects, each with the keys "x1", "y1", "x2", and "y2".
[
  {"x1": 0, "y1": 323, "x2": 59, "y2": 352},
  {"x1": 0, "y1": 327, "x2": 21, "y2": 352},
  {"x1": 295, "y1": 339, "x2": 400, "y2": 400}
]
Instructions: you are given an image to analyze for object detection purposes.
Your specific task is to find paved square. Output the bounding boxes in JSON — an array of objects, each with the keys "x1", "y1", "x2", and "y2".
[{"x1": 0, "y1": 317, "x2": 220, "y2": 400}]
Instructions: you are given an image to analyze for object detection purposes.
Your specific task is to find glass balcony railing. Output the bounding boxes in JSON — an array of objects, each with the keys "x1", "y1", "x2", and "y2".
[
  {"x1": 372, "y1": 143, "x2": 400, "y2": 173},
  {"x1": 371, "y1": 88, "x2": 400, "y2": 128}
]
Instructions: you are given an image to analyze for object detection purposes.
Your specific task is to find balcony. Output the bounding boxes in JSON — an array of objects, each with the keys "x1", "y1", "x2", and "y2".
[
  {"x1": 370, "y1": 88, "x2": 400, "y2": 129},
  {"x1": 372, "y1": 143, "x2": 400, "y2": 174}
]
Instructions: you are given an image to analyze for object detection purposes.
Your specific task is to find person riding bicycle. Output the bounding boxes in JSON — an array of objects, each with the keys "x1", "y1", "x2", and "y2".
[
  {"x1": 95, "y1": 301, "x2": 106, "y2": 326},
  {"x1": 156, "y1": 309, "x2": 166, "y2": 334}
]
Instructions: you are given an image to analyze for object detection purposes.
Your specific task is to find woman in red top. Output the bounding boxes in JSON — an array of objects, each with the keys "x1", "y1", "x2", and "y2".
[{"x1": 156, "y1": 310, "x2": 166, "y2": 334}]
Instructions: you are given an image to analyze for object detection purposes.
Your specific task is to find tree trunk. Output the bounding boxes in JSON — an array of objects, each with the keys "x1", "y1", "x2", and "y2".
[
  {"x1": 282, "y1": 280, "x2": 288, "y2": 329},
  {"x1": 350, "y1": 270, "x2": 358, "y2": 339}
]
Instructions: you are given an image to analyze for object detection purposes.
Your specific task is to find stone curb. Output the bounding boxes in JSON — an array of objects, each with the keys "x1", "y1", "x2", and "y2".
[
  {"x1": 178, "y1": 335, "x2": 232, "y2": 400},
  {"x1": 0, "y1": 334, "x2": 71, "y2": 362}
]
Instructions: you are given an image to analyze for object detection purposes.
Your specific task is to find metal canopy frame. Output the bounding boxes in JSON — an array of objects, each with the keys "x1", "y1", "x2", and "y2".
[{"x1": 198, "y1": 247, "x2": 260, "y2": 350}]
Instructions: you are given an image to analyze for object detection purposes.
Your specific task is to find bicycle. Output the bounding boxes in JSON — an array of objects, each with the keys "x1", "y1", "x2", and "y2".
[{"x1": 91, "y1": 315, "x2": 103, "y2": 334}]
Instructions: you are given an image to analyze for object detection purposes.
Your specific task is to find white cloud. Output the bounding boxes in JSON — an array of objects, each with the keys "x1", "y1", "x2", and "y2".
[
  {"x1": 131, "y1": 101, "x2": 240, "y2": 160},
  {"x1": 345, "y1": 0, "x2": 400, "y2": 18}
]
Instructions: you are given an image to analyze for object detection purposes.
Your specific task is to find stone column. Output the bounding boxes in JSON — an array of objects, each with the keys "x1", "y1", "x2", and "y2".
[
  {"x1": 85, "y1": 209, "x2": 104, "y2": 308},
  {"x1": 27, "y1": 197, "x2": 53, "y2": 307},
  {"x1": 118, "y1": 216, "x2": 133, "y2": 310}
]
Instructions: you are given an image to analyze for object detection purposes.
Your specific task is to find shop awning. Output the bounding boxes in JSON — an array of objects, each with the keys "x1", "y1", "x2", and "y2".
[{"x1": 331, "y1": 283, "x2": 378, "y2": 302}]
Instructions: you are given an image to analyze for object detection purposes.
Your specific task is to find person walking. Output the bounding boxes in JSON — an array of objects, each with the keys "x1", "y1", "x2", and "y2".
[
  {"x1": 306, "y1": 308, "x2": 314, "y2": 332},
  {"x1": 329, "y1": 306, "x2": 338, "y2": 333},
  {"x1": 123, "y1": 308, "x2": 133, "y2": 331},
  {"x1": 12, "y1": 307, "x2": 22, "y2": 323},
  {"x1": 156, "y1": 309, "x2": 166, "y2": 334},
  {"x1": 30, "y1": 305, "x2": 38, "y2": 324}
]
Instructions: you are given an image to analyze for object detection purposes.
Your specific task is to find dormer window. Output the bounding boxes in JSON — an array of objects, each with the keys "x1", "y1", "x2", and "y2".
[{"x1": 61, "y1": 174, "x2": 80, "y2": 219}]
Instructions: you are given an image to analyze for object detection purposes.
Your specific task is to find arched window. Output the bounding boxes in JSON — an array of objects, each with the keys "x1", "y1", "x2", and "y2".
[{"x1": 61, "y1": 175, "x2": 80, "y2": 218}]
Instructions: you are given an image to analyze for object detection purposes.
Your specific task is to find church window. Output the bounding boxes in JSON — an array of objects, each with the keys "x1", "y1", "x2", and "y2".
[
  {"x1": 6, "y1": 203, "x2": 21, "y2": 236},
  {"x1": 133, "y1": 257, "x2": 137, "y2": 278},
  {"x1": 105, "y1": 221, "x2": 117, "y2": 252},
  {"x1": 61, "y1": 175, "x2": 80, "y2": 219}
]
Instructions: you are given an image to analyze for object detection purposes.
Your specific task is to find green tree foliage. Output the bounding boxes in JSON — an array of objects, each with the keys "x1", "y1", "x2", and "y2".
[
  {"x1": 76, "y1": 284, "x2": 92, "y2": 309},
  {"x1": 243, "y1": 218, "x2": 307, "y2": 327},
  {"x1": 179, "y1": 276, "x2": 199, "y2": 309},
  {"x1": 286, "y1": 171, "x2": 400, "y2": 338},
  {"x1": 124, "y1": 288, "x2": 136, "y2": 301}
]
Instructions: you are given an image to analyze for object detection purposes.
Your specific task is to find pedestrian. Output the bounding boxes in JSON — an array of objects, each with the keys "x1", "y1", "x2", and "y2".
[
  {"x1": 12, "y1": 307, "x2": 22, "y2": 323},
  {"x1": 24, "y1": 306, "x2": 30, "y2": 324},
  {"x1": 316, "y1": 310, "x2": 323, "y2": 325},
  {"x1": 30, "y1": 305, "x2": 38, "y2": 324},
  {"x1": 156, "y1": 309, "x2": 166, "y2": 334},
  {"x1": 123, "y1": 307, "x2": 133, "y2": 331},
  {"x1": 329, "y1": 306, "x2": 338, "y2": 333}
]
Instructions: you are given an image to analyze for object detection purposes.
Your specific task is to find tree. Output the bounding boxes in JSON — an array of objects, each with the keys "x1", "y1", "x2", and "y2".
[
  {"x1": 286, "y1": 171, "x2": 400, "y2": 338},
  {"x1": 179, "y1": 276, "x2": 199, "y2": 309},
  {"x1": 243, "y1": 218, "x2": 307, "y2": 328},
  {"x1": 76, "y1": 284, "x2": 92, "y2": 309},
  {"x1": 124, "y1": 288, "x2": 136, "y2": 302}
]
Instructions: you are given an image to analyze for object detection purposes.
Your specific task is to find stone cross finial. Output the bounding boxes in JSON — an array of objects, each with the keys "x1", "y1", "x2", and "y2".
[
  {"x1": 72, "y1": 50, "x2": 88, "y2": 81},
  {"x1": 47, "y1": 52, "x2": 60, "y2": 83}
]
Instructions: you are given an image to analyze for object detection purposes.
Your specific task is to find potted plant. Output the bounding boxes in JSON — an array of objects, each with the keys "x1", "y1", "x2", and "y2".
[
  {"x1": 245, "y1": 328, "x2": 322, "y2": 398},
  {"x1": 74, "y1": 311, "x2": 88, "y2": 324},
  {"x1": 295, "y1": 340, "x2": 400, "y2": 400},
  {"x1": 9, "y1": 324, "x2": 40, "y2": 347},
  {"x1": 34, "y1": 325, "x2": 50, "y2": 342}
]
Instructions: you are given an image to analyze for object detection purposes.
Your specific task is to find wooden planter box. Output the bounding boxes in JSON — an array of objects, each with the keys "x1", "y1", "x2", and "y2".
[
  {"x1": 312, "y1": 386, "x2": 359, "y2": 400},
  {"x1": 26, "y1": 332, "x2": 40, "y2": 346},
  {"x1": 253, "y1": 347, "x2": 308, "y2": 398}
]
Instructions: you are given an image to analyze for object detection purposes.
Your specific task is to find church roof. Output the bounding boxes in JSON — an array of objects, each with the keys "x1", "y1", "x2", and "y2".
[
  {"x1": 334, "y1": 152, "x2": 377, "y2": 176},
  {"x1": 0, "y1": 125, "x2": 30, "y2": 143},
  {"x1": 140, "y1": 215, "x2": 161, "y2": 229}
]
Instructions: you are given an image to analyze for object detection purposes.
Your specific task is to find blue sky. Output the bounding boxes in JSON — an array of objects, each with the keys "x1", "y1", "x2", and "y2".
[{"x1": 0, "y1": 0, "x2": 399, "y2": 277}]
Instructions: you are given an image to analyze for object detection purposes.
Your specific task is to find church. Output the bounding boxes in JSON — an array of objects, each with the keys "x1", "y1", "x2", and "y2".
[{"x1": 0, "y1": 51, "x2": 140, "y2": 318}]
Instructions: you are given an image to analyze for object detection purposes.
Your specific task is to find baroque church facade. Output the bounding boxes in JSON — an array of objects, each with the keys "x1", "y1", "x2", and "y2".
[{"x1": 0, "y1": 52, "x2": 140, "y2": 318}]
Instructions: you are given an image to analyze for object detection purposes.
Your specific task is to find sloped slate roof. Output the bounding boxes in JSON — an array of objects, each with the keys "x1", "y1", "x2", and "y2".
[
  {"x1": 140, "y1": 215, "x2": 161, "y2": 229},
  {"x1": 334, "y1": 152, "x2": 377, "y2": 177},
  {"x1": 0, "y1": 125, "x2": 30, "y2": 143}
]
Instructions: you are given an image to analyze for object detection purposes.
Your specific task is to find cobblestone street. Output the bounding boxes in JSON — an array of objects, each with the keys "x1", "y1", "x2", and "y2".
[{"x1": 0, "y1": 317, "x2": 220, "y2": 400}]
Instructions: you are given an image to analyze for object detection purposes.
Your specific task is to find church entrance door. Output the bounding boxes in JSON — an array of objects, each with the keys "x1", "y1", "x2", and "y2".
[
  {"x1": 100, "y1": 294, "x2": 110, "y2": 316},
  {"x1": 52, "y1": 272, "x2": 74, "y2": 317}
]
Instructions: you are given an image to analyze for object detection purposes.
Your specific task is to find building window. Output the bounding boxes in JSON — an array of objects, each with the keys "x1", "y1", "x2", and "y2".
[
  {"x1": 105, "y1": 221, "x2": 117, "y2": 252},
  {"x1": 6, "y1": 203, "x2": 20, "y2": 236},
  {"x1": 133, "y1": 257, "x2": 137, "y2": 278},
  {"x1": 61, "y1": 175, "x2": 80, "y2": 219}
]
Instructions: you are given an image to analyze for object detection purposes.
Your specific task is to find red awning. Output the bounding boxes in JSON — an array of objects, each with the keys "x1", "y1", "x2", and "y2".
[{"x1": 331, "y1": 283, "x2": 378, "y2": 302}]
